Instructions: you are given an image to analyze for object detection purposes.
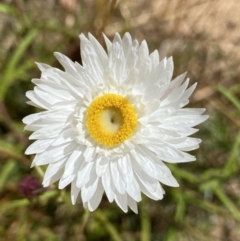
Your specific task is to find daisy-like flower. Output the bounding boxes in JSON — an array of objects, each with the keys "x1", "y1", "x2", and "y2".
[{"x1": 23, "y1": 33, "x2": 208, "y2": 213}]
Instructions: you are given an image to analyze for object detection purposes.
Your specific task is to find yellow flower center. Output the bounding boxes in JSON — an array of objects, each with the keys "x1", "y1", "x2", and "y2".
[{"x1": 86, "y1": 93, "x2": 138, "y2": 147}]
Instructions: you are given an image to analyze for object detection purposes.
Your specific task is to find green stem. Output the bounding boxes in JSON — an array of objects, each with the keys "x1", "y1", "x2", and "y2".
[
  {"x1": 35, "y1": 166, "x2": 45, "y2": 178},
  {"x1": 174, "y1": 191, "x2": 185, "y2": 223},
  {"x1": 214, "y1": 185, "x2": 240, "y2": 221},
  {"x1": 81, "y1": 209, "x2": 90, "y2": 233},
  {"x1": 169, "y1": 164, "x2": 198, "y2": 184},
  {"x1": 164, "y1": 227, "x2": 178, "y2": 241},
  {"x1": 141, "y1": 195, "x2": 151, "y2": 241},
  {"x1": 95, "y1": 210, "x2": 122, "y2": 241}
]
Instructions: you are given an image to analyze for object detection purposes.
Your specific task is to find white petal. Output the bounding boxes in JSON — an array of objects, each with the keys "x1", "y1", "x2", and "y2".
[
  {"x1": 149, "y1": 50, "x2": 159, "y2": 68},
  {"x1": 163, "y1": 115, "x2": 209, "y2": 127},
  {"x1": 76, "y1": 161, "x2": 94, "y2": 188},
  {"x1": 42, "y1": 159, "x2": 65, "y2": 187},
  {"x1": 175, "y1": 108, "x2": 206, "y2": 116},
  {"x1": 114, "y1": 191, "x2": 128, "y2": 213},
  {"x1": 81, "y1": 176, "x2": 99, "y2": 203},
  {"x1": 62, "y1": 146, "x2": 84, "y2": 178},
  {"x1": 103, "y1": 34, "x2": 112, "y2": 54},
  {"x1": 88, "y1": 33, "x2": 108, "y2": 67},
  {"x1": 159, "y1": 125, "x2": 198, "y2": 137},
  {"x1": 43, "y1": 67, "x2": 84, "y2": 98},
  {"x1": 29, "y1": 123, "x2": 65, "y2": 140},
  {"x1": 83, "y1": 146, "x2": 96, "y2": 162},
  {"x1": 118, "y1": 155, "x2": 141, "y2": 202},
  {"x1": 155, "y1": 162, "x2": 179, "y2": 187},
  {"x1": 133, "y1": 146, "x2": 179, "y2": 187},
  {"x1": 136, "y1": 176, "x2": 163, "y2": 201},
  {"x1": 102, "y1": 167, "x2": 114, "y2": 202},
  {"x1": 146, "y1": 142, "x2": 196, "y2": 163},
  {"x1": 36, "y1": 62, "x2": 52, "y2": 72},
  {"x1": 23, "y1": 109, "x2": 71, "y2": 125},
  {"x1": 140, "y1": 100, "x2": 189, "y2": 126},
  {"x1": 161, "y1": 79, "x2": 189, "y2": 105},
  {"x1": 143, "y1": 59, "x2": 166, "y2": 99},
  {"x1": 26, "y1": 91, "x2": 50, "y2": 110},
  {"x1": 71, "y1": 179, "x2": 80, "y2": 204},
  {"x1": 32, "y1": 79, "x2": 76, "y2": 102},
  {"x1": 34, "y1": 143, "x2": 78, "y2": 166},
  {"x1": 88, "y1": 181, "x2": 104, "y2": 211},
  {"x1": 181, "y1": 83, "x2": 197, "y2": 100},
  {"x1": 171, "y1": 72, "x2": 187, "y2": 87},
  {"x1": 25, "y1": 139, "x2": 53, "y2": 155},
  {"x1": 96, "y1": 156, "x2": 109, "y2": 176},
  {"x1": 110, "y1": 160, "x2": 126, "y2": 194},
  {"x1": 169, "y1": 137, "x2": 202, "y2": 151},
  {"x1": 127, "y1": 195, "x2": 138, "y2": 214},
  {"x1": 54, "y1": 52, "x2": 79, "y2": 77},
  {"x1": 59, "y1": 174, "x2": 75, "y2": 189},
  {"x1": 51, "y1": 128, "x2": 77, "y2": 146},
  {"x1": 80, "y1": 34, "x2": 104, "y2": 86},
  {"x1": 138, "y1": 40, "x2": 149, "y2": 63},
  {"x1": 122, "y1": 32, "x2": 132, "y2": 55}
]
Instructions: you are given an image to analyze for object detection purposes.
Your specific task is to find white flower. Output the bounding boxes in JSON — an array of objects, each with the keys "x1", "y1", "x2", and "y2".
[{"x1": 23, "y1": 32, "x2": 208, "y2": 213}]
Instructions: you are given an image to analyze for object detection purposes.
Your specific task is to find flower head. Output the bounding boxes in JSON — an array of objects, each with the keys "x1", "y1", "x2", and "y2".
[
  {"x1": 23, "y1": 33, "x2": 208, "y2": 213},
  {"x1": 19, "y1": 176, "x2": 42, "y2": 198}
]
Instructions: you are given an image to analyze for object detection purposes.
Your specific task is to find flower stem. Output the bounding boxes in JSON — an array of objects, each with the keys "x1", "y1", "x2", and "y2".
[
  {"x1": 81, "y1": 209, "x2": 90, "y2": 233},
  {"x1": 95, "y1": 210, "x2": 122, "y2": 241},
  {"x1": 35, "y1": 166, "x2": 44, "y2": 178},
  {"x1": 141, "y1": 195, "x2": 151, "y2": 241}
]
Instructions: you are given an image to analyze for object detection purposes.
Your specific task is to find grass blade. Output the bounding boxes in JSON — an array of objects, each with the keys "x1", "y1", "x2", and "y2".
[
  {"x1": 0, "y1": 159, "x2": 16, "y2": 192},
  {"x1": 216, "y1": 85, "x2": 240, "y2": 112},
  {"x1": 0, "y1": 29, "x2": 38, "y2": 100}
]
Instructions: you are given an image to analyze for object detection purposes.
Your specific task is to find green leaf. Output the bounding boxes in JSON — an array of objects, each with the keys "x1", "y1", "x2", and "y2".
[
  {"x1": 0, "y1": 29, "x2": 38, "y2": 100},
  {"x1": 0, "y1": 159, "x2": 16, "y2": 192},
  {"x1": 0, "y1": 190, "x2": 58, "y2": 213},
  {"x1": 0, "y1": 3, "x2": 17, "y2": 15},
  {"x1": 223, "y1": 130, "x2": 240, "y2": 177}
]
